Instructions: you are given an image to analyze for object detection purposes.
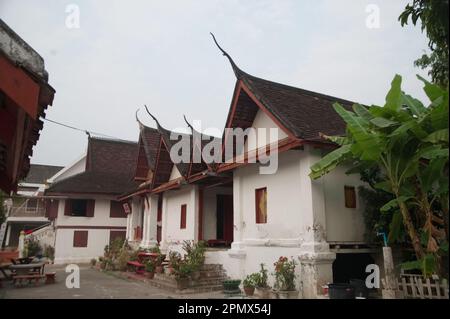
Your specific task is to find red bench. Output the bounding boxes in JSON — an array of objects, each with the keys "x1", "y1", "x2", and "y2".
[{"x1": 126, "y1": 261, "x2": 145, "y2": 274}]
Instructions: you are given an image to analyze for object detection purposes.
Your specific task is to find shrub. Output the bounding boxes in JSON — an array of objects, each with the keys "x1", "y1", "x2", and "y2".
[
  {"x1": 243, "y1": 273, "x2": 259, "y2": 288},
  {"x1": 43, "y1": 245, "x2": 55, "y2": 262},
  {"x1": 90, "y1": 258, "x2": 97, "y2": 266},
  {"x1": 183, "y1": 240, "x2": 206, "y2": 271},
  {"x1": 273, "y1": 256, "x2": 296, "y2": 291},
  {"x1": 25, "y1": 236, "x2": 42, "y2": 257},
  {"x1": 145, "y1": 260, "x2": 156, "y2": 273},
  {"x1": 254, "y1": 264, "x2": 269, "y2": 288},
  {"x1": 168, "y1": 251, "x2": 182, "y2": 269}
]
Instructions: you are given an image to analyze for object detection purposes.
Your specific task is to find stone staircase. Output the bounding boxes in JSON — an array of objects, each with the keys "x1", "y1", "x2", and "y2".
[{"x1": 147, "y1": 264, "x2": 228, "y2": 294}]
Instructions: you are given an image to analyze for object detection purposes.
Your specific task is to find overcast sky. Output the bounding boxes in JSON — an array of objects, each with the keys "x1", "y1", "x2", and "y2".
[{"x1": 0, "y1": 0, "x2": 430, "y2": 167}]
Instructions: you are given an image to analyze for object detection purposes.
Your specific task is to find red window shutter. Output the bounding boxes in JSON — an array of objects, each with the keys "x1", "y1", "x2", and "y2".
[
  {"x1": 345, "y1": 186, "x2": 357, "y2": 208},
  {"x1": 255, "y1": 188, "x2": 267, "y2": 224},
  {"x1": 180, "y1": 204, "x2": 187, "y2": 229},
  {"x1": 64, "y1": 199, "x2": 72, "y2": 216},
  {"x1": 48, "y1": 200, "x2": 59, "y2": 220},
  {"x1": 44, "y1": 199, "x2": 50, "y2": 218},
  {"x1": 110, "y1": 201, "x2": 126, "y2": 218},
  {"x1": 73, "y1": 231, "x2": 88, "y2": 247},
  {"x1": 86, "y1": 200, "x2": 95, "y2": 217},
  {"x1": 110, "y1": 230, "x2": 126, "y2": 245}
]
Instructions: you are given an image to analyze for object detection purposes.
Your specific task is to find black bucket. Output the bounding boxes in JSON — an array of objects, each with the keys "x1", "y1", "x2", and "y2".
[
  {"x1": 328, "y1": 283, "x2": 355, "y2": 299},
  {"x1": 350, "y1": 279, "x2": 369, "y2": 299}
]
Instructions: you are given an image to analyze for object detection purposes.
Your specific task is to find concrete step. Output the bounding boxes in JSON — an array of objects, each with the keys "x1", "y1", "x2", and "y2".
[{"x1": 146, "y1": 278, "x2": 224, "y2": 294}]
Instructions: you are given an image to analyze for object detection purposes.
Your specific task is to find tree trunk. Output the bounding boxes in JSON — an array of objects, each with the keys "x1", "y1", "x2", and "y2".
[{"x1": 398, "y1": 200, "x2": 425, "y2": 260}]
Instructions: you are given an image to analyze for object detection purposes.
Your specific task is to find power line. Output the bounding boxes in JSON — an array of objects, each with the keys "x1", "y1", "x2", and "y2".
[{"x1": 42, "y1": 117, "x2": 131, "y2": 142}]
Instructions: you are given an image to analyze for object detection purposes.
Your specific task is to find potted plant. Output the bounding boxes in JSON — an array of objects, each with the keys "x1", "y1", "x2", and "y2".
[
  {"x1": 167, "y1": 251, "x2": 181, "y2": 275},
  {"x1": 145, "y1": 260, "x2": 155, "y2": 279},
  {"x1": 223, "y1": 279, "x2": 242, "y2": 294},
  {"x1": 254, "y1": 263, "x2": 271, "y2": 298},
  {"x1": 273, "y1": 256, "x2": 298, "y2": 299},
  {"x1": 242, "y1": 274, "x2": 258, "y2": 296},
  {"x1": 173, "y1": 261, "x2": 193, "y2": 289}
]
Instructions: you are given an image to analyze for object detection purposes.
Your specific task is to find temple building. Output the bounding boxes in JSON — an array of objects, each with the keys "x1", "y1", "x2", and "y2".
[{"x1": 119, "y1": 36, "x2": 372, "y2": 298}]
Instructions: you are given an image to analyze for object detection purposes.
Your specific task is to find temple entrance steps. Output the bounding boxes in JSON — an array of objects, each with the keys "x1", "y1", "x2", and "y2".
[{"x1": 146, "y1": 264, "x2": 229, "y2": 294}]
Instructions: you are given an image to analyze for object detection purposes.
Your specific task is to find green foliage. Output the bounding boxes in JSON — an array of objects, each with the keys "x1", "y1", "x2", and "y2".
[
  {"x1": 399, "y1": 0, "x2": 449, "y2": 87},
  {"x1": 43, "y1": 245, "x2": 55, "y2": 262},
  {"x1": 310, "y1": 74, "x2": 449, "y2": 277},
  {"x1": 168, "y1": 251, "x2": 182, "y2": 269},
  {"x1": 145, "y1": 259, "x2": 156, "y2": 273},
  {"x1": 102, "y1": 238, "x2": 134, "y2": 271},
  {"x1": 243, "y1": 273, "x2": 259, "y2": 288},
  {"x1": 171, "y1": 241, "x2": 207, "y2": 280},
  {"x1": 273, "y1": 256, "x2": 296, "y2": 291},
  {"x1": 182, "y1": 240, "x2": 206, "y2": 272},
  {"x1": 253, "y1": 263, "x2": 269, "y2": 288},
  {"x1": 25, "y1": 236, "x2": 42, "y2": 257}
]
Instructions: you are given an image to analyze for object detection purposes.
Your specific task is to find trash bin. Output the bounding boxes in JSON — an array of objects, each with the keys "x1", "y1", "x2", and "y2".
[
  {"x1": 350, "y1": 279, "x2": 369, "y2": 299},
  {"x1": 328, "y1": 283, "x2": 355, "y2": 299}
]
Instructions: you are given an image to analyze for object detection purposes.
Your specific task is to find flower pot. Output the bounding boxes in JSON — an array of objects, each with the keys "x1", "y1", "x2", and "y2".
[
  {"x1": 176, "y1": 277, "x2": 190, "y2": 290},
  {"x1": 243, "y1": 286, "x2": 255, "y2": 296},
  {"x1": 223, "y1": 280, "x2": 242, "y2": 294},
  {"x1": 146, "y1": 272, "x2": 155, "y2": 279},
  {"x1": 256, "y1": 287, "x2": 271, "y2": 299},
  {"x1": 155, "y1": 265, "x2": 164, "y2": 274},
  {"x1": 275, "y1": 290, "x2": 299, "y2": 299}
]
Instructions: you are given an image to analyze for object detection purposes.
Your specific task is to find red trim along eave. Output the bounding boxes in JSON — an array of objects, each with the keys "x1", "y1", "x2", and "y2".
[
  {"x1": 117, "y1": 187, "x2": 150, "y2": 202},
  {"x1": 216, "y1": 137, "x2": 303, "y2": 173}
]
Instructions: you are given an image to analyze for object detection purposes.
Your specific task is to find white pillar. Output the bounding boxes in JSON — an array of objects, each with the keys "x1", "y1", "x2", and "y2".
[
  {"x1": 5, "y1": 223, "x2": 11, "y2": 247},
  {"x1": 147, "y1": 195, "x2": 158, "y2": 246},
  {"x1": 298, "y1": 146, "x2": 336, "y2": 298},
  {"x1": 190, "y1": 185, "x2": 199, "y2": 243},
  {"x1": 18, "y1": 230, "x2": 25, "y2": 258},
  {"x1": 140, "y1": 198, "x2": 150, "y2": 248},
  {"x1": 140, "y1": 195, "x2": 158, "y2": 248},
  {"x1": 230, "y1": 172, "x2": 245, "y2": 251},
  {"x1": 126, "y1": 213, "x2": 132, "y2": 241},
  {"x1": 160, "y1": 194, "x2": 169, "y2": 250}
]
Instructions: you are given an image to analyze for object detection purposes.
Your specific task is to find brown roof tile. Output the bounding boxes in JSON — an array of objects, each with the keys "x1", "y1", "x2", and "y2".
[{"x1": 46, "y1": 137, "x2": 139, "y2": 195}]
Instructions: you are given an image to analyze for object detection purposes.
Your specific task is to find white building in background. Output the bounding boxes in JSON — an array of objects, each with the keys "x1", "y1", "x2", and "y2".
[
  {"x1": 2, "y1": 164, "x2": 63, "y2": 249},
  {"x1": 45, "y1": 137, "x2": 138, "y2": 264},
  {"x1": 120, "y1": 45, "x2": 373, "y2": 298}
]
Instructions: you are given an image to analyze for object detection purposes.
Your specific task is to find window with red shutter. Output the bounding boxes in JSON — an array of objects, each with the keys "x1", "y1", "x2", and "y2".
[
  {"x1": 48, "y1": 199, "x2": 59, "y2": 220},
  {"x1": 64, "y1": 199, "x2": 72, "y2": 216},
  {"x1": 255, "y1": 188, "x2": 267, "y2": 224},
  {"x1": 110, "y1": 201, "x2": 127, "y2": 218},
  {"x1": 73, "y1": 231, "x2": 88, "y2": 247},
  {"x1": 64, "y1": 199, "x2": 94, "y2": 217},
  {"x1": 344, "y1": 186, "x2": 357, "y2": 208},
  {"x1": 180, "y1": 204, "x2": 187, "y2": 229},
  {"x1": 110, "y1": 230, "x2": 126, "y2": 244}
]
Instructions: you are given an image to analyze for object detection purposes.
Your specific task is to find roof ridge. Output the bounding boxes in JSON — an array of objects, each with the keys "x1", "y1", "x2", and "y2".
[{"x1": 89, "y1": 136, "x2": 137, "y2": 145}]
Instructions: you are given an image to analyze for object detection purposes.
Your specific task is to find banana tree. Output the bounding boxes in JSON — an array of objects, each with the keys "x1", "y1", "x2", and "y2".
[{"x1": 310, "y1": 75, "x2": 448, "y2": 269}]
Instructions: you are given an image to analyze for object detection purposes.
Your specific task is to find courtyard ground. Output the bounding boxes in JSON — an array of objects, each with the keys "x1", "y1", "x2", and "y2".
[{"x1": 0, "y1": 264, "x2": 229, "y2": 299}]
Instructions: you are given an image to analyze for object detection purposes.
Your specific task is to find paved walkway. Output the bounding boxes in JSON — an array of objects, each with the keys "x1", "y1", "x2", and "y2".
[{"x1": 1, "y1": 264, "x2": 227, "y2": 299}]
